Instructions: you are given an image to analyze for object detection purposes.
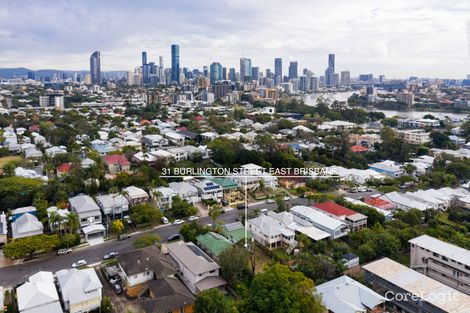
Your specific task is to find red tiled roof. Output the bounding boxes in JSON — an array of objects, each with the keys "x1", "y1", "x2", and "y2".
[
  {"x1": 363, "y1": 196, "x2": 395, "y2": 210},
  {"x1": 194, "y1": 116, "x2": 204, "y2": 121},
  {"x1": 140, "y1": 119, "x2": 152, "y2": 125},
  {"x1": 104, "y1": 155, "x2": 130, "y2": 166},
  {"x1": 57, "y1": 163, "x2": 72, "y2": 173},
  {"x1": 176, "y1": 126, "x2": 187, "y2": 131},
  {"x1": 29, "y1": 125, "x2": 40, "y2": 132},
  {"x1": 351, "y1": 145, "x2": 368, "y2": 153},
  {"x1": 312, "y1": 201, "x2": 357, "y2": 217}
]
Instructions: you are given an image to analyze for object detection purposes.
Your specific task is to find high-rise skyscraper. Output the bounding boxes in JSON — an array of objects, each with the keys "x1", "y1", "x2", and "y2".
[
  {"x1": 252, "y1": 67, "x2": 260, "y2": 81},
  {"x1": 239, "y1": 57, "x2": 252, "y2": 82},
  {"x1": 90, "y1": 51, "x2": 101, "y2": 85},
  {"x1": 228, "y1": 68, "x2": 236, "y2": 81},
  {"x1": 210, "y1": 62, "x2": 223, "y2": 85},
  {"x1": 328, "y1": 54, "x2": 335, "y2": 72},
  {"x1": 171, "y1": 44, "x2": 180, "y2": 84},
  {"x1": 288, "y1": 61, "x2": 298, "y2": 79},
  {"x1": 142, "y1": 51, "x2": 147, "y2": 66},
  {"x1": 274, "y1": 58, "x2": 282, "y2": 84},
  {"x1": 340, "y1": 71, "x2": 350, "y2": 86},
  {"x1": 325, "y1": 54, "x2": 336, "y2": 87},
  {"x1": 222, "y1": 67, "x2": 227, "y2": 80}
]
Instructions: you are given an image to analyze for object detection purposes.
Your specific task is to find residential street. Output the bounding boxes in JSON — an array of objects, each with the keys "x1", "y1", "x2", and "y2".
[{"x1": 0, "y1": 197, "x2": 308, "y2": 287}]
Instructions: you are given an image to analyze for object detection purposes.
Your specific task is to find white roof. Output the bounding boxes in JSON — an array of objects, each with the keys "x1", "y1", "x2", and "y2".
[
  {"x1": 267, "y1": 211, "x2": 330, "y2": 241},
  {"x1": 69, "y1": 195, "x2": 101, "y2": 214},
  {"x1": 12, "y1": 213, "x2": 43, "y2": 237},
  {"x1": 290, "y1": 205, "x2": 346, "y2": 231},
  {"x1": 123, "y1": 186, "x2": 148, "y2": 198},
  {"x1": 17, "y1": 271, "x2": 62, "y2": 313},
  {"x1": 82, "y1": 223, "x2": 106, "y2": 235},
  {"x1": 381, "y1": 192, "x2": 429, "y2": 211},
  {"x1": 409, "y1": 235, "x2": 470, "y2": 266},
  {"x1": 55, "y1": 268, "x2": 102, "y2": 306},
  {"x1": 248, "y1": 214, "x2": 295, "y2": 238},
  {"x1": 316, "y1": 275, "x2": 385, "y2": 313},
  {"x1": 363, "y1": 258, "x2": 470, "y2": 313}
]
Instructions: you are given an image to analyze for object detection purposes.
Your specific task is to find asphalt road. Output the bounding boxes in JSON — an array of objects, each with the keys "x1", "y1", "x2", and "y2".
[{"x1": 0, "y1": 197, "x2": 309, "y2": 287}]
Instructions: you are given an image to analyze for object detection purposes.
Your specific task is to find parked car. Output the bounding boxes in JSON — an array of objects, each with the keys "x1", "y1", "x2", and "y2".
[
  {"x1": 221, "y1": 199, "x2": 229, "y2": 206},
  {"x1": 57, "y1": 248, "x2": 72, "y2": 256},
  {"x1": 103, "y1": 252, "x2": 119, "y2": 260},
  {"x1": 109, "y1": 277, "x2": 121, "y2": 284},
  {"x1": 260, "y1": 208, "x2": 269, "y2": 214},
  {"x1": 71, "y1": 260, "x2": 87, "y2": 268},
  {"x1": 188, "y1": 215, "x2": 198, "y2": 221},
  {"x1": 161, "y1": 216, "x2": 169, "y2": 224},
  {"x1": 266, "y1": 199, "x2": 275, "y2": 204},
  {"x1": 237, "y1": 204, "x2": 247, "y2": 210},
  {"x1": 283, "y1": 196, "x2": 290, "y2": 201},
  {"x1": 118, "y1": 234, "x2": 131, "y2": 241},
  {"x1": 167, "y1": 234, "x2": 180, "y2": 241},
  {"x1": 112, "y1": 282, "x2": 123, "y2": 294},
  {"x1": 173, "y1": 219, "x2": 184, "y2": 225}
]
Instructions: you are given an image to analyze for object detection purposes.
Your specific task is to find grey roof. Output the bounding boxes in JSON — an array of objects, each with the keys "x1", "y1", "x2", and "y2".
[
  {"x1": 167, "y1": 241, "x2": 220, "y2": 275},
  {"x1": 316, "y1": 275, "x2": 385, "y2": 313},
  {"x1": 409, "y1": 235, "x2": 470, "y2": 266},
  {"x1": 55, "y1": 268, "x2": 102, "y2": 306},
  {"x1": 117, "y1": 246, "x2": 176, "y2": 277},
  {"x1": 141, "y1": 277, "x2": 195, "y2": 313},
  {"x1": 12, "y1": 213, "x2": 43, "y2": 237},
  {"x1": 69, "y1": 195, "x2": 101, "y2": 214}
]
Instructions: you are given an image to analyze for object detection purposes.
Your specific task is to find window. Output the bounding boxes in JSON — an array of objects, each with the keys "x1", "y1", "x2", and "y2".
[{"x1": 433, "y1": 252, "x2": 439, "y2": 257}]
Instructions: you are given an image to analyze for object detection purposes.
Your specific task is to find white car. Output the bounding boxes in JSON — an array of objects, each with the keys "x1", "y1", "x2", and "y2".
[
  {"x1": 188, "y1": 215, "x2": 198, "y2": 221},
  {"x1": 260, "y1": 208, "x2": 269, "y2": 214},
  {"x1": 71, "y1": 260, "x2": 87, "y2": 268},
  {"x1": 266, "y1": 199, "x2": 275, "y2": 204},
  {"x1": 173, "y1": 219, "x2": 184, "y2": 225},
  {"x1": 283, "y1": 196, "x2": 290, "y2": 201},
  {"x1": 161, "y1": 216, "x2": 169, "y2": 224}
]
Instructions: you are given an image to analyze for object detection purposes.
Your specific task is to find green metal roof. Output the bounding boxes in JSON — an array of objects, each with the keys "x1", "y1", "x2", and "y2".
[
  {"x1": 206, "y1": 177, "x2": 239, "y2": 190},
  {"x1": 196, "y1": 232, "x2": 233, "y2": 257}
]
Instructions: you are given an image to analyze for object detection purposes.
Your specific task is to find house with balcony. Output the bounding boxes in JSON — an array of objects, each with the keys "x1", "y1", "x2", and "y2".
[
  {"x1": 312, "y1": 201, "x2": 368, "y2": 232},
  {"x1": 69, "y1": 195, "x2": 105, "y2": 241},
  {"x1": 290, "y1": 205, "x2": 349, "y2": 239}
]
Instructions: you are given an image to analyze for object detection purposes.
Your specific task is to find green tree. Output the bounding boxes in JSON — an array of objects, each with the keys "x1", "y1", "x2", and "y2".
[
  {"x1": 296, "y1": 253, "x2": 342, "y2": 285},
  {"x1": 3, "y1": 234, "x2": 60, "y2": 259},
  {"x1": 208, "y1": 206, "x2": 222, "y2": 226},
  {"x1": 130, "y1": 203, "x2": 162, "y2": 225},
  {"x1": 179, "y1": 221, "x2": 208, "y2": 243},
  {"x1": 133, "y1": 234, "x2": 161, "y2": 248},
  {"x1": 2, "y1": 162, "x2": 16, "y2": 177},
  {"x1": 219, "y1": 245, "x2": 252, "y2": 285},
  {"x1": 0, "y1": 177, "x2": 43, "y2": 209},
  {"x1": 195, "y1": 289, "x2": 237, "y2": 313},
  {"x1": 239, "y1": 263, "x2": 324, "y2": 313},
  {"x1": 171, "y1": 196, "x2": 198, "y2": 218},
  {"x1": 101, "y1": 296, "x2": 113, "y2": 313}
]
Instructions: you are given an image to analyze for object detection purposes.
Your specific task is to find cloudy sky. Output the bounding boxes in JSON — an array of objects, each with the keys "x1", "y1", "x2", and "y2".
[{"x1": 1, "y1": 0, "x2": 470, "y2": 78}]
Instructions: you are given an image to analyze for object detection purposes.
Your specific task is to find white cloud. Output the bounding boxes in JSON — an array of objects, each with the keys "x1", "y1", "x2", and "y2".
[{"x1": 0, "y1": 0, "x2": 469, "y2": 78}]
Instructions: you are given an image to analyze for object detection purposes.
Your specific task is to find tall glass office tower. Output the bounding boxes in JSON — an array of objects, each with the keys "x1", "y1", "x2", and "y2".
[
  {"x1": 171, "y1": 44, "x2": 180, "y2": 84},
  {"x1": 90, "y1": 51, "x2": 101, "y2": 84}
]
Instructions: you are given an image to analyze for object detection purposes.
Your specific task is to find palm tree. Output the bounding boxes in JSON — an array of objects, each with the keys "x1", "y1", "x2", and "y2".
[
  {"x1": 119, "y1": 189, "x2": 129, "y2": 219},
  {"x1": 49, "y1": 210, "x2": 60, "y2": 232},
  {"x1": 208, "y1": 206, "x2": 222, "y2": 229},
  {"x1": 66, "y1": 212, "x2": 80, "y2": 234},
  {"x1": 109, "y1": 187, "x2": 120, "y2": 220}
]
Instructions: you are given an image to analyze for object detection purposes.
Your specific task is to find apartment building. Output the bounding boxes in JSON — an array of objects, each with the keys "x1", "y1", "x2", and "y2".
[
  {"x1": 396, "y1": 129, "x2": 431, "y2": 145},
  {"x1": 409, "y1": 235, "x2": 470, "y2": 295}
]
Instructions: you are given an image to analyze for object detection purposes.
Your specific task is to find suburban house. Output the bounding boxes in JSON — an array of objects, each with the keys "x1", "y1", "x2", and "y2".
[
  {"x1": 69, "y1": 195, "x2": 105, "y2": 241},
  {"x1": 168, "y1": 182, "x2": 200, "y2": 204},
  {"x1": 196, "y1": 232, "x2": 233, "y2": 258},
  {"x1": 103, "y1": 154, "x2": 131, "y2": 175},
  {"x1": 10, "y1": 206, "x2": 37, "y2": 221},
  {"x1": 240, "y1": 163, "x2": 278, "y2": 190},
  {"x1": 290, "y1": 205, "x2": 349, "y2": 239},
  {"x1": 143, "y1": 134, "x2": 169, "y2": 149},
  {"x1": 150, "y1": 187, "x2": 176, "y2": 209},
  {"x1": 16, "y1": 271, "x2": 63, "y2": 313},
  {"x1": 140, "y1": 276, "x2": 195, "y2": 313},
  {"x1": 369, "y1": 160, "x2": 403, "y2": 177},
  {"x1": 206, "y1": 177, "x2": 240, "y2": 203},
  {"x1": 312, "y1": 201, "x2": 368, "y2": 232},
  {"x1": 164, "y1": 132, "x2": 185, "y2": 146},
  {"x1": 363, "y1": 258, "x2": 470, "y2": 313},
  {"x1": 116, "y1": 246, "x2": 177, "y2": 297},
  {"x1": 409, "y1": 235, "x2": 470, "y2": 295},
  {"x1": 46, "y1": 206, "x2": 69, "y2": 230},
  {"x1": 11, "y1": 212, "x2": 43, "y2": 239},
  {"x1": 167, "y1": 241, "x2": 227, "y2": 294},
  {"x1": 379, "y1": 191, "x2": 430, "y2": 212},
  {"x1": 221, "y1": 221, "x2": 252, "y2": 244},
  {"x1": 123, "y1": 186, "x2": 149, "y2": 205},
  {"x1": 247, "y1": 213, "x2": 297, "y2": 250},
  {"x1": 95, "y1": 193, "x2": 130, "y2": 218},
  {"x1": 315, "y1": 275, "x2": 386, "y2": 313},
  {"x1": 167, "y1": 147, "x2": 188, "y2": 161},
  {"x1": 55, "y1": 268, "x2": 102, "y2": 313},
  {"x1": 341, "y1": 253, "x2": 360, "y2": 269},
  {"x1": 191, "y1": 179, "x2": 223, "y2": 202}
]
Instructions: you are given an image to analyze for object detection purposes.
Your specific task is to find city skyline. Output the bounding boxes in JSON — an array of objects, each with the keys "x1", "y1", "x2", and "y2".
[{"x1": 1, "y1": 0, "x2": 470, "y2": 78}]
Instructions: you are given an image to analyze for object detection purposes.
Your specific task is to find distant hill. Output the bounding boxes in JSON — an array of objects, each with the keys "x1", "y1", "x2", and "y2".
[{"x1": 0, "y1": 67, "x2": 127, "y2": 79}]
